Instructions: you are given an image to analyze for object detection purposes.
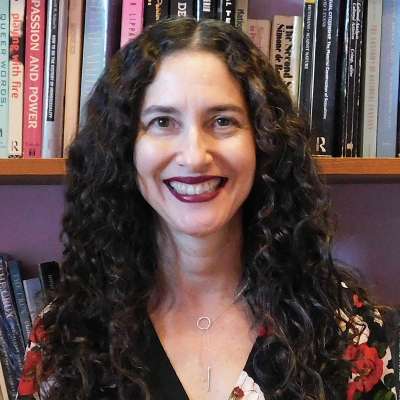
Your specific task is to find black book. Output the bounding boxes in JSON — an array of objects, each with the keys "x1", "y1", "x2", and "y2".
[
  {"x1": 298, "y1": 0, "x2": 317, "y2": 123},
  {"x1": 217, "y1": 0, "x2": 235, "y2": 25},
  {"x1": 144, "y1": 0, "x2": 169, "y2": 26},
  {"x1": 311, "y1": 0, "x2": 345, "y2": 156},
  {"x1": 38, "y1": 261, "x2": 61, "y2": 303},
  {"x1": 170, "y1": 0, "x2": 195, "y2": 17},
  {"x1": 195, "y1": 0, "x2": 217, "y2": 19},
  {"x1": 346, "y1": 0, "x2": 365, "y2": 157}
]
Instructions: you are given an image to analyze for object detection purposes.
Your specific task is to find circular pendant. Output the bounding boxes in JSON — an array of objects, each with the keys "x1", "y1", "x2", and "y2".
[{"x1": 197, "y1": 316, "x2": 212, "y2": 330}]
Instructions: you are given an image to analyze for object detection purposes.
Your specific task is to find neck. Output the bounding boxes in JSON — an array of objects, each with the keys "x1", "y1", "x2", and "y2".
[{"x1": 150, "y1": 214, "x2": 244, "y2": 314}]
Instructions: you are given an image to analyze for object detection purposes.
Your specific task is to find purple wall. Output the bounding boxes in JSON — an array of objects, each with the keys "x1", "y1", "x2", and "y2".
[{"x1": 0, "y1": 183, "x2": 399, "y2": 305}]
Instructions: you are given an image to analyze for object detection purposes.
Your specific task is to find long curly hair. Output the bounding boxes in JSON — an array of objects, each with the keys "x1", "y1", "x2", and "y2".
[{"x1": 42, "y1": 17, "x2": 366, "y2": 399}]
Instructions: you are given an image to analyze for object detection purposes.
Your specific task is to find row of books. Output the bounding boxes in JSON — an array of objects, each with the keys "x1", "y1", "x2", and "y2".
[
  {"x1": 0, "y1": 255, "x2": 60, "y2": 399},
  {"x1": 0, "y1": 0, "x2": 244, "y2": 160},
  {"x1": 0, "y1": 0, "x2": 398, "y2": 159},
  {"x1": 248, "y1": 0, "x2": 400, "y2": 158}
]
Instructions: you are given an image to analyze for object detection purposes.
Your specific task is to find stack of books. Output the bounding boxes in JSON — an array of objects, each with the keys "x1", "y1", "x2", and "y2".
[{"x1": 0, "y1": 255, "x2": 59, "y2": 399}]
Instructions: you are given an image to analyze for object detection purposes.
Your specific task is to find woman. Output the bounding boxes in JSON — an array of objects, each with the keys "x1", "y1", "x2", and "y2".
[{"x1": 17, "y1": 18, "x2": 396, "y2": 400}]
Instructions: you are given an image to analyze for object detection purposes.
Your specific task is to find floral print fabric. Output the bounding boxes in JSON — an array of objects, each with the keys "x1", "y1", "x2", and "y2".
[{"x1": 16, "y1": 293, "x2": 397, "y2": 400}]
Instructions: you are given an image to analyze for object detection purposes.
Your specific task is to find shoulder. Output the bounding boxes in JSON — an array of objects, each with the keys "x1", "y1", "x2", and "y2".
[{"x1": 338, "y1": 286, "x2": 397, "y2": 400}]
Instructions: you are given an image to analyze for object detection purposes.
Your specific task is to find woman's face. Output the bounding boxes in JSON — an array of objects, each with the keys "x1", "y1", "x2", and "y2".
[{"x1": 134, "y1": 50, "x2": 256, "y2": 237}]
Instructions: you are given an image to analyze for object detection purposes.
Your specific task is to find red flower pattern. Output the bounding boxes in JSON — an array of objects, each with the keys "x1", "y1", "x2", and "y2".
[
  {"x1": 343, "y1": 343, "x2": 384, "y2": 400},
  {"x1": 353, "y1": 294, "x2": 364, "y2": 309},
  {"x1": 232, "y1": 386, "x2": 245, "y2": 398}
]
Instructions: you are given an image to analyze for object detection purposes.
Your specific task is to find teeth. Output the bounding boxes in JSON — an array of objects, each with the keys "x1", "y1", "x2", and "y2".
[{"x1": 169, "y1": 178, "x2": 222, "y2": 195}]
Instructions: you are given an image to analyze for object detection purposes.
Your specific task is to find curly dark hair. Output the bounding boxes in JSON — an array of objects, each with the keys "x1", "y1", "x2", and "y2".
[{"x1": 42, "y1": 17, "x2": 367, "y2": 400}]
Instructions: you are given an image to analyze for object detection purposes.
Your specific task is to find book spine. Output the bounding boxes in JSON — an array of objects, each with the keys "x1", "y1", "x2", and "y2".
[
  {"x1": 22, "y1": 278, "x2": 43, "y2": 323},
  {"x1": 120, "y1": 0, "x2": 144, "y2": 47},
  {"x1": 63, "y1": 0, "x2": 84, "y2": 155},
  {"x1": 79, "y1": 0, "x2": 109, "y2": 124},
  {"x1": 0, "y1": 317, "x2": 17, "y2": 399},
  {"x1": 270, "y1": 16, "x2": 302, "y2": 103},
  {"x1": 246, "y1": 19, "x2": 271, "y2": 58},
  {"x1": 298, "y1": 0, "x2": 317, "y2": 121},
  {"x1": 23, "y1": 0, "x2": 46, "y2": 158},
  {"x1": 8, "y1": 0, "x2": 25, "y2": 158},
  {"x1": 218, "y1": 0, "x2": 235, "y2": 25},
  {"x1": 0, "y1": 256, "x2": 24, "y2": 386},
  {"x1": 143, "y1": 0, "x2": 168, "y2": 26},
  {"x1": 105, "y1": 0, "x2": 123, "y2": 60},
  {"x1": 351, "y1": 0, "x2": 365, "y2": 157},
  {"x1": 195, "y1": 0, "x2": 217, "y2": 20},
  {"x1": 0, "y1": 5, "x2": 9, "y2": 159},
  {"x1": 360, "y1": 0, "x2": 382, "y2": 157},
  {"x1": 311, "y1": 0, "x2": 342, "y2": 156},
  {"x1": 397, "y1": 66, "x2": 400, "y2": 158},
  {"x1": 170, "y1": 0, "x2": 195, "y2": 17},
  {"x1": 376, "y1": 0, "x2": 400, "y2": 157},
  {"x1": 42, "y1": 0, "x2": 68, "y2": 158},
  {"x1": 234, "y1": 0, "x2": 248, "y2": 32},
  {"x1": 343, "y1": 0, "x2": 357, "y2": 157},
  {"x1": 38, "y1": 261, "x2": 60, "y2": 304},
  {"x1": 8, "y1": 260, "x2": 31, "y2": 347}
]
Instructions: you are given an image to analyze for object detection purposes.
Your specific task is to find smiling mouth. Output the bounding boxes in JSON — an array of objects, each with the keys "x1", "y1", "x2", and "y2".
[{"x1": 163, "y1": 176, "x2": 227, "y2": 201}]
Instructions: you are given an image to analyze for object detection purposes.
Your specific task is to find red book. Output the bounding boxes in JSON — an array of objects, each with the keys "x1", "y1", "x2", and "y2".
[{"x1": 23, "y1": 0, "x2": 46, "y2": 158}]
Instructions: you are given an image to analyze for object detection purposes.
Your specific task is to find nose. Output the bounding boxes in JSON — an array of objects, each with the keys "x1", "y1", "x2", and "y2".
[{"x1": 175, "y1": 125, "x2": 213, "y2": 170}]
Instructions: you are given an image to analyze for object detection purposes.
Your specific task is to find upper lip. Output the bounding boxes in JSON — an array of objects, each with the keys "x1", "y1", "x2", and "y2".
[{"x1": 164, "y1": 175, "x2": 224, "y2": 184}]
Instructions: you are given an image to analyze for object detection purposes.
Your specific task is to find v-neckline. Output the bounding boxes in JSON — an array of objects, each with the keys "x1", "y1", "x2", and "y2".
[{"x1": 146, "y1": 317, "x2": 260, "y2": 400}]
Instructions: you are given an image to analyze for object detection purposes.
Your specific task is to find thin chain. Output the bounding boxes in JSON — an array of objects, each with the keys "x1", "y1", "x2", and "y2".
[{"x1": 196, "y1": 281, "x2": 248, "y2": 392}]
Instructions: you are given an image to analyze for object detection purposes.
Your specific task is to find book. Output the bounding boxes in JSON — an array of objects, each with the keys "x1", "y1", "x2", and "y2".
[
  {"x1": 0, "y1": 255, "x2": 24, "y2": 398},
  {"x1": 22, "y1": 277, "x2": 43, "y2": 324},
  {"x1": 79, "y1": 0, "x2": 123, "y2": 125},
  {"x1": 376, "y1": 0, "x2": 400, "y2": 157},
  {"x1": 38, "y1": 261, "x2": 60, "y2": 304},
  {"x1": 298, "y1": 0, "x2": 317, "y2": 121},
  {"x1": 360, "y1": 0, "x2": 382, "y2": 157},
  {"x1": 0, "y1": 4, "x2": 9, "y2": 159},
  {"x1": 218, "y1": 0, "x2": 235, "y2": 25},
  {"x1": 42, "y1": 0, "x2": 68, "y2": 158},
  {"x1": 143, "y1": 0, "x2": 168, "y2": 26},
  {"x1": 8, "y1": 259, "x2": 31, "y2": 346},
  {"x1": 195, "y1": 0, "x2": 217, "y2": 20},
  {"x1": 311, "y1": 0, "x2": 343, "y2": 156},
  {"x1": 270, "y1": 15, "x2": 303, "y2": 104},
  {"x1": 234, "y1": 0, "x2": 248, "y2": 33},
  {"x1": 170, "y1": 0, "x2": 195, "y2": 17},
  {"x1": 246, "y1": 19, "x2": 271, "y2": 58},
  {"x1": 8, "y1": 0, "x2": 25, "y2": 158},
  {"x1": 63, "y1": 0, "x2": 84, "y2": 155},
  {"x1": 23, "y1": 0, "x2": 46, "y2": 158},
  {"x1": 120, "y1": 0, "x2": 145, "y2": 47},
  {"x1": 350, "y1": 0, "x2": 365, "y2": 157}
]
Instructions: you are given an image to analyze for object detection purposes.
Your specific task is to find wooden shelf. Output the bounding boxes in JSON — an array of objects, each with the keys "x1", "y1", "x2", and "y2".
[{"x1": 1, "y1": 158, "x2": 400, "y2": 184}]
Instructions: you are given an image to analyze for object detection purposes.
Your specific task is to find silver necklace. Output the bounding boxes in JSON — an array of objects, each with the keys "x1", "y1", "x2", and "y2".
[{"x1": 196, "y1": 282, "x2": 248, "y2": 392}]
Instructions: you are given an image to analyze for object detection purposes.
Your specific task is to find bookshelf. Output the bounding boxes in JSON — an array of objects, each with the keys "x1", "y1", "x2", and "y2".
[{"x1": 1, "y1": 158, "x2": 400, "y2": 184}]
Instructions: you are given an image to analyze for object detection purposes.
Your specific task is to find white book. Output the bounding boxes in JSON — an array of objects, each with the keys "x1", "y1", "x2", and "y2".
[
  {"x1": 42, "y1": 0, "x2": 68, "y2": 158},
  {"x1": 361, "y1": 0, "x2": 382, "y2": 157},
  {"x1": 23, "y1": 277, "x2": 44, "y2": 323},
  {"x1": 270, "y1": 15, "x2": 303, "y2": 103},
  {"x1": 235, "y1": 0, "x2": 248, "y2": 33},
  {"x1": 8, "y1": 0, "x2": 25, "y2": 158},
  {"x1": 246, "y1": 19, "x2": 271, "y2": 58}
]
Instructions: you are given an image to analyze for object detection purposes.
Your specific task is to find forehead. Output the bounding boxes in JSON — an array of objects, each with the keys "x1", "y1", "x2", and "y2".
[{"x1": 141, "y1": 50, "x2": 248, "y2": 109}]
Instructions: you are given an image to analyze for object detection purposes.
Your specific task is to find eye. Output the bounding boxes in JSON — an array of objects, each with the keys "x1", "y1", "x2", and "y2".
[
  {"x1": 213, "y1": 116, "x2": 240, "y2": 130},
  {"x1": 151, "y1": 116, "x2": 171, "y2": 128}
]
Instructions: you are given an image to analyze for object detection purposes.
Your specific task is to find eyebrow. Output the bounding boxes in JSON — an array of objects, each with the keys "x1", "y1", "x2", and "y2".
[{"x1": 141, "y1": 104, "x2": 246, "y2": 117}]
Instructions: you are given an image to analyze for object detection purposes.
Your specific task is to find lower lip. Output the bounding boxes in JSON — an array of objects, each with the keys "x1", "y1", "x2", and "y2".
[{"x1": 166, "y1": 184, "x2": 222, "y2": 203}]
